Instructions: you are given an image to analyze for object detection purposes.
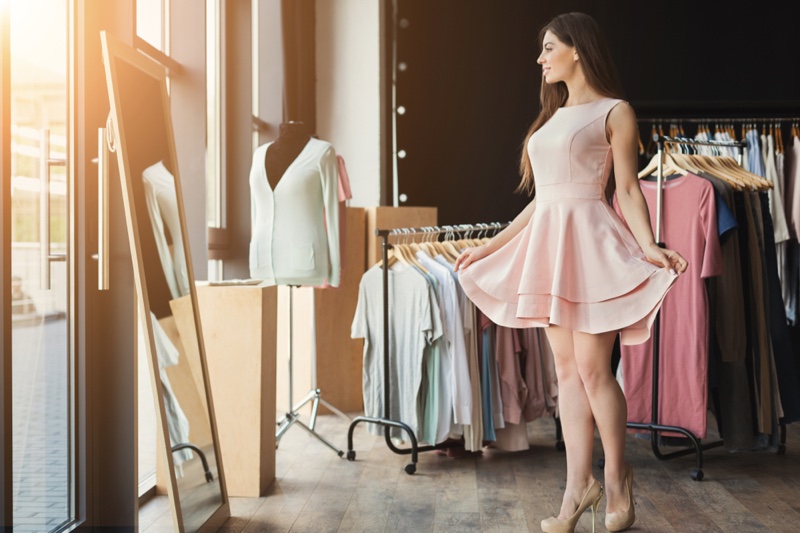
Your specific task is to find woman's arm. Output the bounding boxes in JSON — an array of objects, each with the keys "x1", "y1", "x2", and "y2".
[
  {"x1": 609, "y1": 102, "x2": 688, "y2": 274},
  {"x1": 454, "y1": 196, "x2": 536, "y2": 271}
]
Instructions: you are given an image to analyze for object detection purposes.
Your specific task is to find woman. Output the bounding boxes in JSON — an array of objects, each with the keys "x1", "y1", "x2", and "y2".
[{"x1": 454, "y1": 12, "x2": 688, "y2": 533}]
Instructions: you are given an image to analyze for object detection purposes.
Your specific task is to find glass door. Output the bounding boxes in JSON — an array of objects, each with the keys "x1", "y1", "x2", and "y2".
[{"x1": 8, "y1": 0, "x2": 72, "y2": 529}]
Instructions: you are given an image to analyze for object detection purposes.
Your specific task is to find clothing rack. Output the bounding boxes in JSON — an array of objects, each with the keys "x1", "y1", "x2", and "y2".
[
  {"x1": 346, "y1": 222, "x2": 561, "y2": 474},
  {"x1": 626, "y1": 134, "x2": 752, "y2": 481},
  {"x1": 639, "y1": 116, "x2": 800, "y2": 124}
]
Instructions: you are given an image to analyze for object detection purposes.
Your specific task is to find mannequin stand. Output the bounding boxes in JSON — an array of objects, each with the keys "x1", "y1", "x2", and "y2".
[{"x1": 275, "y1": 285, "x2": 345, "y2": 457}]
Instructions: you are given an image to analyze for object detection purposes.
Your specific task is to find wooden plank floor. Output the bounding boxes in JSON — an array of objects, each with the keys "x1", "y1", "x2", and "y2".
[{"x1": 141, "y1": 414, "x2": 800, "y2": 532}]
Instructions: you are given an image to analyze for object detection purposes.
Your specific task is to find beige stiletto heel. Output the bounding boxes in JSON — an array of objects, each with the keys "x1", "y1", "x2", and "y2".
[
  {"x1": 541, "y1": 479, "x2": 604, "y2": 533},
  {"x1": 590, "y1": 492, "x2": 602, "y2": 533},
  {"x1": 605, "y1": 465, "x2": 635, "y2": 532}
]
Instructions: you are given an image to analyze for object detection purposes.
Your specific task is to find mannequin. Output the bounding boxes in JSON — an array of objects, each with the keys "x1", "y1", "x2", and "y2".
[
  {"x1": 249, "y1": 120, "x2": 341, "y2": 287},
  {"x1": 265, "y1": 121, "x2": 312, "y2": 190}
]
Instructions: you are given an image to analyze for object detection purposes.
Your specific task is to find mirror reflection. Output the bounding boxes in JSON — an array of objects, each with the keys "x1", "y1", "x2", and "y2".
[{"x1": 103, "y1": 36, "x2": 225, "y2": 531}]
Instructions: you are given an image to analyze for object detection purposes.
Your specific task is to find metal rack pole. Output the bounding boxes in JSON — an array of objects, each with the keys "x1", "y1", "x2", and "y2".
[
  {"x1": 346, "y1": 230, "x2": 432, "y2": 474},
  {"x1": 639, "y1": 116, "x2": 800, "y2": 124}
]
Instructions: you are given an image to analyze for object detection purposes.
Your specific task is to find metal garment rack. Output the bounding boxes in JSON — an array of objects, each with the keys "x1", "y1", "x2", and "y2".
[
  {"x1": 625, "y1": 134, "x2": 748, "y2": 481},
  {"x1": 346, "y1": 222, "x2": 552, "y2": 475},
  {"x1": 639, "y1": 116, "x2": 800, "y2": 123}
]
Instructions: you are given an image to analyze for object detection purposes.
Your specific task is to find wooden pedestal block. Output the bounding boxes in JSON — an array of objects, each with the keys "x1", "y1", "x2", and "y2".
[
  {"x1": 365, "y1": 206, "x2": 438, "y2": 266},
  {"x1": 314, "y1": 207, "x2": 367, "y2": 414},
  {"x1": 188, "y1": 284, "x2": 278, "y2": 497}
]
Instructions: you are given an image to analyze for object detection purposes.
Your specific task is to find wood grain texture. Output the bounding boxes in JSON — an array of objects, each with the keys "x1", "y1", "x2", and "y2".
[
  {"x1": 315, "y1": 207, "x2": 367, "y2": 414},
  {"x1": 141, "y1": 411, "x2": 800, "y2": 532},
  {"x1": 188, "y1": 284, "x2": 279, "y2": 497},
  {"x1": 364, "y1": 206, "x2": 438, "y2": 266}
]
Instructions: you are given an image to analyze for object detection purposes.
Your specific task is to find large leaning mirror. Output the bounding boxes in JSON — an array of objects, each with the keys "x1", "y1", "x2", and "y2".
[{"x1": 100, "y1": 31, "x2": 229, "y2": 532}]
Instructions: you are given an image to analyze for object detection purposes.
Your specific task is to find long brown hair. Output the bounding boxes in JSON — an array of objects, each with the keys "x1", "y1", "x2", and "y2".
[{"x1": 517, "y1": 12, "x2": 624, "y2": 195}]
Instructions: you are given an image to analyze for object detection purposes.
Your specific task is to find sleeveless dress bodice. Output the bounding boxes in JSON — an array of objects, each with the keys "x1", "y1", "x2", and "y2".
[{"x1": 458, "y1": 98, "x2": 678, "y2": 345}]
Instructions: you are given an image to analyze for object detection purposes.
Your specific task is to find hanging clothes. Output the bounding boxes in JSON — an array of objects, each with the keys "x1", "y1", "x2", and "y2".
[
  {"x1": 351, "y1": 264, "x2": 442, "y2": 439},
  {"x1": 416, "y1": 251, "x2": 461, "y2": 444},
  {"x1": 353, "y1": 232, "x2": 561, "y2": 453},
  {"x1": 763, "y1": 134, "x2": 791, "y2": 244},
  {"x1": 615, "y1": 173, "x2": 723, "y2": 439},
  {"x1": 317, "y1": 155, "x2": 353, "y2": 289},
  {"x1": 746, "y1": 129, "x2": 765, "y2": 177},
  {"x1": 758, "y1": 193, "x2": 800, "y2": 424}
]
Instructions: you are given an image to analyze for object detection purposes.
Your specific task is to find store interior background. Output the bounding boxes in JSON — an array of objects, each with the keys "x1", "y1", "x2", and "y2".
[
  {"x1": 4, "y1": 0, "x2": 800, "y2": 529},
  {"x1": 155, "y1": 0, "x2": 800, "y2": 529}
]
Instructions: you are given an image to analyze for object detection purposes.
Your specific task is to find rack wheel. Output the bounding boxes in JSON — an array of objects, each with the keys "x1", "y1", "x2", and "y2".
[
  {"x1": 346, "y1": 450, "x2": 356, "y2": 461},
  {"x1": 691, "y1": 468, "x2": 704, "y2": 481},
  {"x1": 555, "y1": 441, "x2": 565, "y2": 452},
  {"x1": 778, "y1": 445, "x2": 786, "y2": 455},
  {"x1": 404, "y1": 463, "x2": 416, "y2": 475},
  {"x1": 337, "y1": 450, "x2": 345, "y2": 458},
  {"x1": 598, "y1": 457, "x2": 605, "y2": 469}
]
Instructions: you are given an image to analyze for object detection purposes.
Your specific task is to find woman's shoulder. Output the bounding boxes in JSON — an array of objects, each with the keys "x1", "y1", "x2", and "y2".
[{"x1": 605, "y1": 99, "x2": 636, "y2": 125}]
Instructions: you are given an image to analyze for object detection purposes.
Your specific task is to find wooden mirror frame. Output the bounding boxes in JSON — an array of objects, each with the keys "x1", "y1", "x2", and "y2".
[{"x1": 100, "y1": 30, "x2": 229, "y2": 532}]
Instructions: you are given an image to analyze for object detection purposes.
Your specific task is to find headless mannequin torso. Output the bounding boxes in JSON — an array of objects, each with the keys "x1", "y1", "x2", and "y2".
[{"x1": 265, "y1": 121, "x2": 312, "y2": 190}]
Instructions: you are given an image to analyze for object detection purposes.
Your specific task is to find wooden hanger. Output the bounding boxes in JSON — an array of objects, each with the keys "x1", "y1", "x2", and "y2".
[
  {"x1": 645, "y1": 123, "x2": 658, "y2": 156},
  {"x1": 422, "y1": 228, "x2": 457, "y2": 262},
  {"x1": 670, "y1": 151, "x2": 702, "y2": 174},
  {"x1": 431, "y1": 227, "x2": 461, "y2": 262},
  {"x1": 688, "y1": 154, "x2": 747, "y2": 190},
  {"x1": 416, "y1": 228, "x2": 439, "y2": 258},
  {"x1": 394, "y1": 242, "x2": 429, "y2": 274},
  {"x1": 638, "y1": 150, "x2": 688, "y2": 179},
  {"x1": 720, "y1": 156, "x2": 771, "y2": 190},
  {"x1": 378, "y1": 231, "x2": 429, "y2": 274},
  {"x1": 707, "y1": 155, "x2": 769, "y2": 190}
]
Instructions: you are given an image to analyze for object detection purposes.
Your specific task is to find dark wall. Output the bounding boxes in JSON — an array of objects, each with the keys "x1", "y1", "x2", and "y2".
[{"x1": 391, "y1": 0, "x2": 800, "y2": 225}]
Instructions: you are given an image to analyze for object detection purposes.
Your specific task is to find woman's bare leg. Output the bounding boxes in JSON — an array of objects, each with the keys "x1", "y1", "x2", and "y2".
[
  {"x1": 572, "y1": 329, "x2": 629, "y2": 514},
  {"x1": 544, "y1": 325, "x2": 596, "y2": 519}
]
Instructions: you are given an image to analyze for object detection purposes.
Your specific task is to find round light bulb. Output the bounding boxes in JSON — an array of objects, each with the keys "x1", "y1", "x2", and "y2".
[
  {"x1": 399, "y1": 193, "x2": 408, "y2": 202},
  {"x1": 398, "y1": 150, "x2": 407, "y2": 159},
  {"x1": 397, "y1": 106, "x2": 406, "y2": 115}
]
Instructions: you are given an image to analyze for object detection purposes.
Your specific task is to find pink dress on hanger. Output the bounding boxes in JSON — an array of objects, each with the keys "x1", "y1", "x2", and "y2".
[{"x1": 458, "y1": 98, "x2": 678, "y2": 345}]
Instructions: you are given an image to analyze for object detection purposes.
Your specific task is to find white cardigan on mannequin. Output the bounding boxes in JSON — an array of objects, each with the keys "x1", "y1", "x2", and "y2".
[{"x1": 249, "y1": 138, "x2": 341, "y2": 287}]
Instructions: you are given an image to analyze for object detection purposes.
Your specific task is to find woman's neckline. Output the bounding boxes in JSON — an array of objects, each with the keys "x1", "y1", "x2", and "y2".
[{"x1": 559, "y1": 97, "x2": 609, "y2": 109}]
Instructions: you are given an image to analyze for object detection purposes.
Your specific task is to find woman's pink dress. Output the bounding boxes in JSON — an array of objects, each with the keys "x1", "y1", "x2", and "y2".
[{"x1": 458, "y1": 98, "x2": 678, "y2": 345}]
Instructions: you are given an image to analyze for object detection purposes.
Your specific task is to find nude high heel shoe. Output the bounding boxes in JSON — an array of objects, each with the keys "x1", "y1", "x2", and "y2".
[
  {"x1": 605, "y1": 465, "x2": 635, "y2": 532},
  {"x1": 540, "y1": 478, "x2": 604, "y2": 533}
]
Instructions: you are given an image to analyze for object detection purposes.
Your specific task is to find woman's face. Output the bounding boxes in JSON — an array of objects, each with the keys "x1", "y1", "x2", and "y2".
[{"x1": 537, "y1": 30, "x2": 577, "y2": 84}]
